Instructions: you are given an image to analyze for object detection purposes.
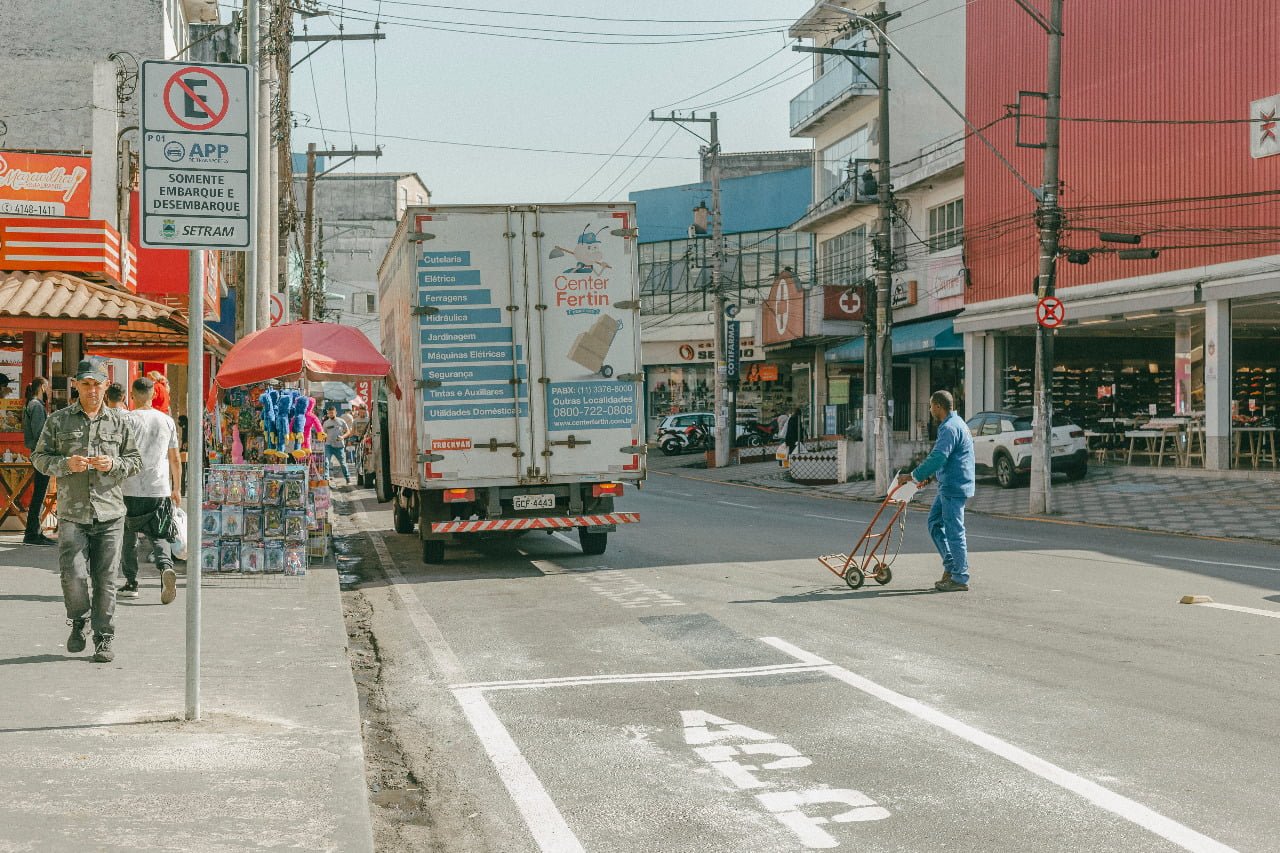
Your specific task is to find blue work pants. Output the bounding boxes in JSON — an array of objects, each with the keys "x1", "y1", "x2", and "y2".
[{"x1": 927, "y1": 493, "x2": 969, "y2": 585}]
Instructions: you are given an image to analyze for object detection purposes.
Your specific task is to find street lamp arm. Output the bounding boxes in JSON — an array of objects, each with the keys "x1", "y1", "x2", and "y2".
[{"x1": 818, "y1": 2, "x2": 1041, "y2": 200}]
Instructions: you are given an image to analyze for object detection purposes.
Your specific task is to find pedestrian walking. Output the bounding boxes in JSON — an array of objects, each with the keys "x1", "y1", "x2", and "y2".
[
  {"x1": 118, "y1": 377, "x2": 181, "y2": 605},
  {"x1": 321, "y1": 405, "x2": 351, "y2": 485},
  {"x1": 898, "y1": 390, "x2": 975, "y2": 592},
  {"x1": 146, "y1": 370, "x2": 171, "y2": 414},
  {"x1": 784, "y1": 406, "x2": 805, "y2": 455},
  {"x1": 21, "y1": 377, "x2": 56, "y2": 546},
  {"x1": 32, "y1": 358, "x2": 142, "y2": 662},
  {"x1": 105, "y1": 382, "x2": 127, "y2": 410}
]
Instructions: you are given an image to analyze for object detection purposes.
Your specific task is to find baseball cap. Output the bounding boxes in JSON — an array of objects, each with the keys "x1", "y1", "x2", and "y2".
[{"x1": 74, "y1": 357, "x2": 109, "y2": 382}]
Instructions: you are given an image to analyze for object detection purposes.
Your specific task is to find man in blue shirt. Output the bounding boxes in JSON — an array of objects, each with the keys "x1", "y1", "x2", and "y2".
[{"x1": 898, "y1": 390, "x2": 975, "y2": 592}]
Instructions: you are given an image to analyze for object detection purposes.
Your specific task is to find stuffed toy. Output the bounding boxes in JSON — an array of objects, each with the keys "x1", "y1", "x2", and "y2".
[
  {"x1": 259, "y1": 389, "x2": 279, "y2": 450},
  {"x1": 301, "y1": 397, "x2": 324, "y2": 450},
  {"x1": 289, "y1": 394, "x2": 309, "y2": 452},
  {"x1": 276, "y1": 390, "x2": 297, "y2": 453}
]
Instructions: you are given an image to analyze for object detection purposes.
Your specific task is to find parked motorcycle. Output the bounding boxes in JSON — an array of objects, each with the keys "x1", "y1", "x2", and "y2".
[
  {"x1": 738, "y1": 420, "x2": 777, "y2": 447},
  {"x1": 659, "y1": 422, "x2": 714, "y2": 456}
]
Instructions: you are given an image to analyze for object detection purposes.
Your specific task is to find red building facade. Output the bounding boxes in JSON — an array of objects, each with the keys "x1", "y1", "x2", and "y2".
[{"x1": 959, "y1": 1, "x2": 1280, "y2": 469}]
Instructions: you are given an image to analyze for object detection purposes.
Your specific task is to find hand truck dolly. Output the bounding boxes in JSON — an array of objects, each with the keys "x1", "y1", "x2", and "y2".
[{"x1": 818, "y1": 475, "x2": 925, "y2": 590}]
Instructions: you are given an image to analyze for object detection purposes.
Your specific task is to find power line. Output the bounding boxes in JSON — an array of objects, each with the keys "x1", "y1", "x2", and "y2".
[
  {"x1": 592, "y1": 123, "x2": 670, "y2": 202},
  {"x1": 343, "y1": 1, "x2": 797, "y2": 25},
  {"x1": 297, "y1": 123, "x2": 699, "y2": 159},
  {"x1": 337, "y1": 2, "x2": 356, "y2": 150},
  {"x1": 655, "y1": 42, "x2": 795, "y2": 110},
  {"x1": 563, "y1": 115, "x2": 648, "y2": 201}
]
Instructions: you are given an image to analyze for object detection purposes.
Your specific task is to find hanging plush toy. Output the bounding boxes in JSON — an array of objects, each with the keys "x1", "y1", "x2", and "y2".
[
  {"x1": 259, "y1": 389, "x2": 279, "y2": 451},
  {"x1": 290, "y1": 394, "x2": 309, "y2": 453},
  {"x1": 276, "y1": 390, "x2": 297, "y2": 454},
  {"x1": 301, "y1": 397, "x2": 324, "y2": 450}
]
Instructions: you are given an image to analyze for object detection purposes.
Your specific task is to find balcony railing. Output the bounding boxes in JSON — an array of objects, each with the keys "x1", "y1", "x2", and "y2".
[{"x1": 790, "y1": 61, "x2": 877, "y2": 133}]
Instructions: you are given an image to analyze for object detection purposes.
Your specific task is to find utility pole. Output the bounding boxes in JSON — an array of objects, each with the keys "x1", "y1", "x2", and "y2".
[
  {"x1": 1026, "y1": 0, "x2": 1065, "y2": 515},
  {"x1": 301, "y1": 143, "x2": 381, "y2": 320},
  {"x1": 254, "y1": 0, "x2": 274, "y2": 333},
  {"x1": 871, "y1": 0, "x2": 895, "y2": 497},
  {"x1": 275, "y1": 0, "x2": 294, "y2": 327},
  {"x1": 795, "y1": 6, "x2": 898, "y2": 489},
  {"x1": 649, "y1": 110, "x2": 730, "y2": 466},
  {"x1": 243, "y1": 0, "x2": 260, "y2": 334}
]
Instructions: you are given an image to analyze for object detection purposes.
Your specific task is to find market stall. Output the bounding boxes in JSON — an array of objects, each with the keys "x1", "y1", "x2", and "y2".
[{"x1": 206, "y1": 322, "x2": 397, "y2": 572}]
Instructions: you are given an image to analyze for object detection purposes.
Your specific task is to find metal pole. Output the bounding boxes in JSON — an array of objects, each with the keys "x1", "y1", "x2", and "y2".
[
  {"x1": 873, "y1": 1, "x2": 894, "y2": 495},
  {"x1": 1030, "y1": 0, "x2": 1063, "y2": 515},
  {"x1": 708, "y1": 113, "x2": 731, "y2": 468},
  {"x1": 243, "y1": 0, "x2": 259, "y2": 333},
  {"x1": 302, "y1": 142, "x2": 317, "y2": 321},
  {"x1": 254, "y1": 0, "x2": 273, "y2": 332},
  {"x1": 185, "y1": 251, "x2": 204, "y2": 721}
]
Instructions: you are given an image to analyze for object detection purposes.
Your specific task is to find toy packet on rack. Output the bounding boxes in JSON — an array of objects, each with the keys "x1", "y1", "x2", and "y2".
[
  {"x1": 284, "y1": 510, "x2": 307, "y2": 544},
  {"x1": 200, "y1": 542, "x2": 219, "y2": 574},
  {"x1": 284, "y1": 544, "x2": 308, "y2": 576},
  {"x1": 242, "y1": 509, "x2": 264, "y2": 540},
  {"x1": 241, "y1": 544, "x2": 265, "y2": 574},
  {"x1": 205, "y1": 470, "x2": 227, "y2": 504},
  {"x1": 222, "y1": 505, "x2": 245, "y2": 537},
  {"x1": 225, "y1": 470, "x2": 247, "y2": 505},
  {"x1": 263, "y1": 471, "x2": 285, "y2": 505},
  {"x1": 263, "y1": 539, "x2": 285, "y2": 573},
  {"x1": 219, "y1": 540, "x2": 241, "y2": 573},
  {"x1": 201, "y1": 508, "x2": 222, "y2": 537}
]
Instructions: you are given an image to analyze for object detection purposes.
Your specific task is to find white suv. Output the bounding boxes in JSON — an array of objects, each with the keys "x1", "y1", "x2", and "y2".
[{"x1": 965, "y1": 410, "x2": 1088, "y2": 488}]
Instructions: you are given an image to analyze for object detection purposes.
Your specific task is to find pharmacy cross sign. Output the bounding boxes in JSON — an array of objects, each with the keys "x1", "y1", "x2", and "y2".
[
  {"x1": 1036, "y1": 295, "x2": 1066, "y2": 329},
  {"x1": 163, "y1": 67, "x2": 231, "y2": 131}
]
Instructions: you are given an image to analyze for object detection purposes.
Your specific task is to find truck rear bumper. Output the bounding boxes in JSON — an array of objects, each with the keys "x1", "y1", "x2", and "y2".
[{"x1": 430, "y1": 512, "x2": 640, "y2": 534}]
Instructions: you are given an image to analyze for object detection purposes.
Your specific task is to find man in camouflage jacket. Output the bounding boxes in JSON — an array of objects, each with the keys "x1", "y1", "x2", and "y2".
[{"x1": 32, "y1": 358, "x2": 142, "y2": 663}]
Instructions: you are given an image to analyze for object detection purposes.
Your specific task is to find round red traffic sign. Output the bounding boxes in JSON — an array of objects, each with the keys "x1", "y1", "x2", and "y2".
[
  {"x1": 269, "y1": 294, "x2": 285, "y2": 326},
  {"x1": 1036, "y1": 296, "x2": 1066, "y2": 329},
  {"x1": 163, "y1": 67, "x2": 231, "y2": 131}
]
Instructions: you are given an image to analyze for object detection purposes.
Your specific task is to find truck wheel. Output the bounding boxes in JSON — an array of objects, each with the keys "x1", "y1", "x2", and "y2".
[
  {"x1": 578, "y1": 529, "x2": 608, "y2": 556},
  {"x1": 422, "y1": 539, "x2": 445, "y2": 564},
  {"x1": 393, "y1": 500, "x2": 416, "y2": 534}
]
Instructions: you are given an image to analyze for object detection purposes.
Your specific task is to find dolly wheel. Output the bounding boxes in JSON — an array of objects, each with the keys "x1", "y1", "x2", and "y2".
[
  {"x1": 601, "y1": 365, "x2": 614, "y2": 378},
  {"x1": 844, "y1": 567, "x2": 865, "y2": 590},
  {"x1": 874, "y1": 564, "x2": 893, "y2": 585}
]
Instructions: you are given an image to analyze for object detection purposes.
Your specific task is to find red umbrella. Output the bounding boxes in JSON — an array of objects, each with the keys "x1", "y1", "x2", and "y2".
[{"x1": 214, "y1": 321, "x2": 400, "y2": 396}]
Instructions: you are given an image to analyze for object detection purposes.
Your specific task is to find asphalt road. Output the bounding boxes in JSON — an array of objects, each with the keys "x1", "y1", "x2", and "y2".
[{"x1": 346, "y1": 472, "x2": 1280, "y2": 853}]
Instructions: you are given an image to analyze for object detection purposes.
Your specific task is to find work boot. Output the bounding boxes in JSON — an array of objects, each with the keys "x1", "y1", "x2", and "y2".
[
  {"x1": 66, "y1": 618, "x2": 88, "y2": 653},
  {"x1": 92, "y1": 634, "x2": 115, "y2": 663},
  {"x1": 160, "y1": 567, "x2": 177, "y2": 605},
  {"x1": 23, "y1": 534, "x2": 56, "y2": 546},
  {"x1": 118, "y1": 579, "x2": 139, "y2": 599},
  {"x1": 934, "y1": 578, "x2": 970, "y2": 592}
]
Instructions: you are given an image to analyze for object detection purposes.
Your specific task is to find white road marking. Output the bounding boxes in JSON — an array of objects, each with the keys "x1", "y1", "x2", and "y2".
[
  {"x1": 351, "y1": 499, "x2": 585, "y2": 853},
  {"x1": 551, "y1": 531, "x2": 579, "y2": 550},
  {"x1": 452, "y1": 661, "x2": 824, "y2": 692},
  {"x1": 1155, "y1": 555, "x2": 1278, "y2": 573},
  {"x1": 1194, "y1": 602, "x2": 1280, "y2": 620},
  {"x1": 759, "y1": 637, "x2": 1239, "y2": 853},
  {"x1": 569, "y1": 568, "x2": 687, "y2": 609},
  {"x1": 968, "y1": 533, "x2": 1036, "y2": 543},
  {"x1": 804, "y1": 514, "x2": 861, "y2": 523},
  {"x1": 718, "y1": 500, "x2": 761, "y2": 509},
  {"x1": 454, "y1": 688, "x2": 586, "y2": 853}
]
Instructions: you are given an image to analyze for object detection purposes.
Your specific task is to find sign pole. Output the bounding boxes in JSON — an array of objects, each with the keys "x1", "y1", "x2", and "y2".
[{"x1": 185, "y1": 251, "x2": 203, "y2": 721}]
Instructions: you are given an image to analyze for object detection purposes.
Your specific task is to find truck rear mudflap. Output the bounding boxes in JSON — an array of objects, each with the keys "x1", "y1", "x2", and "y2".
[{"x1": 430, "y1": 512, "x2": 639, "y2": 533}]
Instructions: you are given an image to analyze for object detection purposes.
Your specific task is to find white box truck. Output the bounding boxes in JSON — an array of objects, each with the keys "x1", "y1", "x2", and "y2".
[{"x1": 377, "y1": 203, "x2": 645, "y2": 563}]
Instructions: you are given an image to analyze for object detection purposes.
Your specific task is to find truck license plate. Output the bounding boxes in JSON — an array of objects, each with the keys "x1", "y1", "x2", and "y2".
[{"x1": 513, "y1": 493, "x2": 555, "y2": 511}]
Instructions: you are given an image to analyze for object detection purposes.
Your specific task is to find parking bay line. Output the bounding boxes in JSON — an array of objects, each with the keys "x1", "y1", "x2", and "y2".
[
  {"x1": 718, "y1": 500, "x2": 761, "y2": 509},
  {"x1": 1155, "y1": 554, "x2": 1279, "y2": 573},
  {"x1": 760, "y1": 636, "x2": 1239, "y2": 853},
  {"x1": 1193, "y1": 602, "x2": 1280, "y2": 620},
  {"x1": 968, "y1": 533, "x2": 1036, "y2": 543}
]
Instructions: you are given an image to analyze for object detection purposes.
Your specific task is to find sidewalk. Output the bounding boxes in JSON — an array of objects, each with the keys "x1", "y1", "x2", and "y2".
[
  {"x1": 0, "y1": 534, "x2": 373, "y2": 852},
  {"x1": 650, "y1": 454, "x2": 1280, "y2": 544}
]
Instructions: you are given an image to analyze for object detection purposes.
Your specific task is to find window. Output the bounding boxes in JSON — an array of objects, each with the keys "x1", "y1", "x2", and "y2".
[
  {"x1": 928, "y1": 199, "x2": 964, "y2": 252},
  {"x1": 354, "y1": 293, "x2": 377, "y2": 313},
  {"x1": 817, "y1": 126, "x2": 872, "y2": 200},
  {"x1": 819, "y1": 226, "x2": 867, "y2": 287}
]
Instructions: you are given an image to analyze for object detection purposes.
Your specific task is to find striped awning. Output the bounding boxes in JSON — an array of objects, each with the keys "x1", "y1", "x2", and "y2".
[{"x1": 0, "y1": 270, "x2": 174, "y2": 329}]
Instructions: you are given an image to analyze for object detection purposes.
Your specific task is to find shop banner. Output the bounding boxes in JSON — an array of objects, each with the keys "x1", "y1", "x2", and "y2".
[
  {"x1": 0, "y1": 151, "x2": 91, "y2": 218},
  {"x1": 762, "y1": 270, "x2": 805, "y2": 345}
]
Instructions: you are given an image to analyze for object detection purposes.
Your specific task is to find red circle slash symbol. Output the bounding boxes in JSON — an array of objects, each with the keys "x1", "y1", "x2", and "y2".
[
  {"x1": 163, "y1": 67, "x2": 230, "y2": 131},
  {"x1": 1036, "y1": 296, "x2": 1066, "y2": 329}
]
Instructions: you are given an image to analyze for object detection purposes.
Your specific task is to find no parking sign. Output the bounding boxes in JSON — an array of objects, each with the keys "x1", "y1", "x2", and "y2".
[{"x1": 140, "y1": 61, "x2": 253, "y2": 250}]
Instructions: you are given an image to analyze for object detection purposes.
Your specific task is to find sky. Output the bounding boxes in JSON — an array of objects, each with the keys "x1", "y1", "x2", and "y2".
[{"x1": 288, "y1": 1, "x2": 815, "y2": 204}]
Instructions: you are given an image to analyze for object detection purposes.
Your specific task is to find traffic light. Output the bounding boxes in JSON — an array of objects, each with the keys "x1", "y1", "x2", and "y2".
[{"x1": 859, "y1": 168, "x2": 879, "y2": 198}]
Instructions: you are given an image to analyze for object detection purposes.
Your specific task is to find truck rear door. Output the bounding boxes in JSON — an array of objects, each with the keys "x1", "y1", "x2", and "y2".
[
  {"x1": 527, "y1": 204, "x2": 643, "y2": 482},
  {"x1": 414, "y1": 207, "x2": 534, "y2": 485}
]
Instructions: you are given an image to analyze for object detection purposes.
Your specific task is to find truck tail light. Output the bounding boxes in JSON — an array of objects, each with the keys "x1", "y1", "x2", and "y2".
[
  {"x1": 443, "y1": 488, "x2": 475, "y2": 503},
  {"x1": 592, "y1": 482, "x2": 623, "y2": 498},
  {"x1": 1013, "y1": 436, "x2": 1032, "y2": 446}
]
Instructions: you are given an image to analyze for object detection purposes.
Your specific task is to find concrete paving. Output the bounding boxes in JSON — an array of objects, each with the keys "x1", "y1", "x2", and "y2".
[
  {"x1": 0, "y1": 533, "x2": 374, "y2": 853},
  {"x1": 648, "y1": 452, "x2": 1280, "y2": 544}
]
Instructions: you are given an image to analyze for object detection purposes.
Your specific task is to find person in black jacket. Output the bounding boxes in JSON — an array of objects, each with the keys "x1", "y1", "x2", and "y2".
[
  {"x1": 21, "y1": 377, "x2": 55, "y2": 546},
  {"x1": 784, "y1": 406, "x2": 806, "y2": 455}
]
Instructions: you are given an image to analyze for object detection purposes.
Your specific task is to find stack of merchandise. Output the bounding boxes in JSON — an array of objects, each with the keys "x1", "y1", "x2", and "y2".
[{"x1": 201, "y1": 464, "x2": 311, "y2": 576}]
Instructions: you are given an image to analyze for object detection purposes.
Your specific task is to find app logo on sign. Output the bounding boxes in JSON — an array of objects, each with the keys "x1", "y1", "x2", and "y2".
[{"x1": 164, "y1": 141, "x2": 186, "y2": 162}]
